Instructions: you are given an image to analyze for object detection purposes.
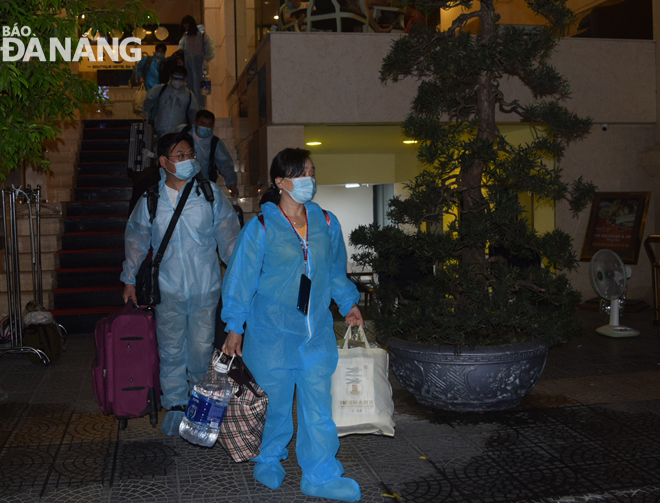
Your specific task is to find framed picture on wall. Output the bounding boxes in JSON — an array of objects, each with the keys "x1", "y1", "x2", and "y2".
[{"x1": 580, "y1": 191, "x2": 651, "y2": 264}]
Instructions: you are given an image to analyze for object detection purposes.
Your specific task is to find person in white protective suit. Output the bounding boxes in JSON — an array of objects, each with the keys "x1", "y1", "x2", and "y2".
[
  {"x1": 176, "y1": 110, "x2": 239, "y2": 198},
  {"x1": 221, "y1": 148, "x2": 364, "y2": 502},
  {"x1": 121, "y1": 132, "x2": 240, "y2": 435},
  {"x1": 179, "y1": 16, "x2": 215, "y2": 109},
  {"x1": 142, "y1": 66, "x2": 198, "y2": 138}
]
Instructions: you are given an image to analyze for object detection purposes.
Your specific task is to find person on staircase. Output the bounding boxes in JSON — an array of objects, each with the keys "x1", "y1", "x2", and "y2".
[
  {"x1": 137, "y1": 43, "x2": 167, "y2": 91},
  {"x1": 176, "y1": 110, "x2": 239, "y2": 199},
  {"x1": 120, "y1": 132, "x2": 240, "y2": 436},
  {"x1": 178, "y1": 15, "x2": 215, "y2": 109},
  {"x1": 142, "y1": 66, "x2": 198, "y2": 138}
]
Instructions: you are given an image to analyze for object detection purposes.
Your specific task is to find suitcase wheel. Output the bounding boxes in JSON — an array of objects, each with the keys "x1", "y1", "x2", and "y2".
[
  {"x1": 150, "y1": 412, "x2": 158, "y2": 427},
  {"x1": 118, "y1": 418, "x2": 128, "y2": 430}
]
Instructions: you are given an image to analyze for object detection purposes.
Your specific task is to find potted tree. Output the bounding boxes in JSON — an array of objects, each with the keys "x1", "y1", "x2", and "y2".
[{"x1": 350, "y1": 0, "x2": 596, "y2": 411}]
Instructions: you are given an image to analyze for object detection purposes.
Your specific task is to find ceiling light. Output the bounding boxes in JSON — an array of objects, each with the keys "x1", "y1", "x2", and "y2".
[
  {"x1": 274, "y1": 15, "x2": 279, "y2": 20},
  {"x1": 345, "y1": 183, "x2": 361, "y2": 188},
  {"x1": 403, "y1": 140, "x2": 418, "y2": 144},
  {"x1": 306, "y1": 141, "x2": 322, "y2": 146}
]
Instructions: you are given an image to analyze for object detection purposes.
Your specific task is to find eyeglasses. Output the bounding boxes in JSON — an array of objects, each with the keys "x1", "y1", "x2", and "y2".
[{"x1": 168, "y1": 152, "x2": 196, "y2": 162}]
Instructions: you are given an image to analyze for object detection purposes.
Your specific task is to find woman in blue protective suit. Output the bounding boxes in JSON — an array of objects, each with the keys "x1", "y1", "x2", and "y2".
[
  {"x1": 221, "y1": 148, "x2": 363, "y2": 503},
  {"x1": 121, "y1": 132, "x2": 240, "y2": 435}
]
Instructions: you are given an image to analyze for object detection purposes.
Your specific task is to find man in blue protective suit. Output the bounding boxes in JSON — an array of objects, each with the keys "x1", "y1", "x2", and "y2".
[
  {"x1": 176, "y1": 110, "x2": 239, "y2": 198},
  {"x1": 137, "y1": 43, "x2": 166, "y2": 91},
  {"x1": 142, "y1": 66, "x2": 198, "y2": 138},
  {"x1": 221, "y1": 148, "x2": 363, "y2": 502},
  {"x1": 121, "y1": 132, "x2": 240, "y2": 435}
]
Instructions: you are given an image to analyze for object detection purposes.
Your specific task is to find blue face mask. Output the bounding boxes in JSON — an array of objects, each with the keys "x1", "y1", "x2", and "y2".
[
  {"x1": 154, "y1": 51, "x2": 165, "y2": 60},
  {"x1": 166, "y1": 158, "x2": 199, "y2": 180},
  {"x1": 285, "y1": 176, "x2": 316, "y2": 204},
  {"x1": 196, "y1": 126, "x2": 213, "y2": 138}
]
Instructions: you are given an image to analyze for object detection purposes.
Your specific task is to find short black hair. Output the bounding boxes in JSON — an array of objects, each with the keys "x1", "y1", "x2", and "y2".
[
  {"x1": 171, "y1": 65, "x2": 187, "y2": 78},
  {"x1": 196, "y1": 110, "x2": 215, "y2": 122},
  {"x1": 157, "y1": 132, "x2": 195, "y2": 161},
  {"x1": 155, "y1": 43, "x2": 167, "y2": 53}
]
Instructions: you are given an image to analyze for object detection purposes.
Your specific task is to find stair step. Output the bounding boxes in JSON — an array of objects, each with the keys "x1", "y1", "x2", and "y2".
[
  {"x1": 76, "y1": 174, "x2": 132, "y2": 188},
  {"x1": 53, "y1": 285, "x2": 124, "y2": 309},
  {"x1": 79, "y1": 151, "x2": 128, "y2": 163},
  {"x1": 83, "y1": 119, "x2": 137, "y2": 128},
  {"x1": 83, "y1": 127, "x2": 131, "y2": 140},
  {"x1": 61, "y1": 231, "x2": 125, "y2": 250},
  {"x1": 63, "y1": 216, "x2": 128, "y2": 233},
  {"x1": 0, "y1": 252, "x2": 58, "y2": 272},
  {"x1": 77, "y1": 162, "x2": 127, "y2": 176},
  {"x1": 64, "y1": 200, "x2": 130, "y2": 216},
  {"x1": 57, "y1": 248, "x2": 125, "y2": 268},
  {"x1": 56, "y1": 267, "x2": 123, "y2": 288},
  {"x1": 81, "y1": 139, "x2": 129, "y2": 151},
  {"x1": 51, "y1": 305, "x2": 122, "y2": 334},
  {"x1": 0, "y1": 271, "x2": 55, "y2": 293},
  {"x1": 0, "y1": 292, "x2": 54, "y2": 313},
  {"x1": 74, "y1": 187, "x2": 132, "y2": 201},
  {"x1": 15, "y1": 218, "x2": 63, "y2": 236}
]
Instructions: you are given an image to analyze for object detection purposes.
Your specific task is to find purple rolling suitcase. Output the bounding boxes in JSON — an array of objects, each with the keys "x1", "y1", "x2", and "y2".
[{"x1": 92, "y1": 303, "x2": 160, "y2": 429}]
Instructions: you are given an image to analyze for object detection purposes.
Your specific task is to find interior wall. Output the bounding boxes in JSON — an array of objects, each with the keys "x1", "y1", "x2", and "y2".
[
  {"x1": 558, "y1": 124, "x2": 657, "y2": 303},
  {"x1": 313, "y1": 185, "x2": 374, "y2": 270}
]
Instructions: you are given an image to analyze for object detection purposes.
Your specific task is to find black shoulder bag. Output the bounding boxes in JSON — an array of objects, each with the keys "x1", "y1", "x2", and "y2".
[{"x1": 136, "y1": 180, "x2": 194, "y2": 306}]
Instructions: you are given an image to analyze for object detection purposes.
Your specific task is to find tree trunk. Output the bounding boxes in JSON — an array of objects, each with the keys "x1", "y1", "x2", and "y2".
[{"x1": 460, "y1": 0, "x2": 499, "y2": 273}]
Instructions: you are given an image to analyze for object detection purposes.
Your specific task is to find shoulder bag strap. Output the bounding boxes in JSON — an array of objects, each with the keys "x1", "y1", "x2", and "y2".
[{"x1": 152, "y1": 180, "x2": 194, "y2": 266}]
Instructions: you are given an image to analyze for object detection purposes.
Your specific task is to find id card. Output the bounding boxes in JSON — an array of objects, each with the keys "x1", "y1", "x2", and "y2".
[{"x1": 297, "y1": 274, "x2": 311, "y2": 315}]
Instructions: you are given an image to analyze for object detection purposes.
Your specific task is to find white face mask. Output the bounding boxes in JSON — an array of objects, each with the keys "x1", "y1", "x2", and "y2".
[{"x1": 170, "y1": 79, "x2": 185, "y2": 90}]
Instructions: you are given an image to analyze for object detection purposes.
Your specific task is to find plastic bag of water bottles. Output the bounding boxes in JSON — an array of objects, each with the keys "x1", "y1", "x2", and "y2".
[{"x1": 179, "y1": 350, "x2": 233, "y2": 447}]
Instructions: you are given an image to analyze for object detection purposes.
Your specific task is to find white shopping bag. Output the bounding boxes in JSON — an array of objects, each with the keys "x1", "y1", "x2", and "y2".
[
  {"x1": 331, "y1": 325, "x2": 395, "y2": 437},
  {"x1": 133, "y1": 83, "x2": 147, "y2": 113}
]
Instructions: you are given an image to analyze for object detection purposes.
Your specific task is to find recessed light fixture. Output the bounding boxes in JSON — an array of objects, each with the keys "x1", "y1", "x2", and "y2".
[
  {"x1": 345, "y1": 183, "x2": 361, "y2": 188},
  {"x1": 403, "y1": 140, "x2": 418, "y2": 144},
  {"x1": 274, "y1": 15, "x2": 279, "y2": 20},
  {"x1": 306, "y1": 141, "x2": 322, "y2": 146}
]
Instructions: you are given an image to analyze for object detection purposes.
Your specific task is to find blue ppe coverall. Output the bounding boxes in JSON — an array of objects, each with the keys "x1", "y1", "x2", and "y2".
[
  {"x1": 222, "y1": 201, "x2": 360, "y2": 494},
  {"x1": 142, "y1": 83, "x2": 198, "y2": 137},
  {"x1": 121, "y1": 168, "x2": 240, "y2": 433},
  {"x1": 175, "y1": 125, "x2": 237, "y2": 187},
  {"x1": 136, "y1": 54, "x2": 162, "y2": 90},
  {"x1": 179, "y1": 28, "x2": 214, "y2": 109}
]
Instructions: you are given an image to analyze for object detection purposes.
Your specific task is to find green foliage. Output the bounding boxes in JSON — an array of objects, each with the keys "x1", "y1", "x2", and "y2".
[
  {"x1": 0, "y1": 0, "x2": 156, "y2": 179},
  {"x1": 351, "y1": 0, "x2": 596, "y2": 349}
]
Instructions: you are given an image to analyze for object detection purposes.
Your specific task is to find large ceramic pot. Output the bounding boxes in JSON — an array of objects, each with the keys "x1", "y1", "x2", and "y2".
[{"x1": 387, "y1": 337, "x2": 549, "y2": 411}]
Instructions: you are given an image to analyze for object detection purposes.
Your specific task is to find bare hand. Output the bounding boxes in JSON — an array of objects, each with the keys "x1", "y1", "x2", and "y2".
[
  {"x1": 123, "y1": 284, "x2": 136, "y2": 304},
  {"x1": 345, "y1": 304, "x2": 363, "y2": 326},
  {"x1": 229, "y1": 184, "x2": 239, "y2": 198},
  {"x1": 222, "y1": 330, "x2": 243, "y2": 357}
]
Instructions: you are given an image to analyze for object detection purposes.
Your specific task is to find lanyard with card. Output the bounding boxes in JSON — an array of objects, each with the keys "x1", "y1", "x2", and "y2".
[{"x1": 278, "y1": 205, "x2": 311, "y2": 315}]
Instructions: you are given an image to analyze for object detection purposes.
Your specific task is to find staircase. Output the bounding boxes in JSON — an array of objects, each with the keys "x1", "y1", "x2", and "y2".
[{"x1": 52, "y1": 119, "x2": 134, "y2": 334}]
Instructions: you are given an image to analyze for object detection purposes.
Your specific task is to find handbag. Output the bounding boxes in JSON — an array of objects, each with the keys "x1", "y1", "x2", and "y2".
[
  {"x1": 136, "y1": 180, "x2": 194, "y2": 306},
  {"x1": 133, "y1": 83, "x2": 147, "y2": 113},
  {"x1": 216, "y1": 354, "x2": 269, "y2": 462},
  {"x1": 331, "y1": 325, "x2": 395, "y2": 437}
]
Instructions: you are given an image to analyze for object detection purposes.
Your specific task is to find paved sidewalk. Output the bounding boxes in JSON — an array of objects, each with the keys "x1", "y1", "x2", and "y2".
[{"x1": 0, "y1": 309, "x2": 659, "y2": 502}]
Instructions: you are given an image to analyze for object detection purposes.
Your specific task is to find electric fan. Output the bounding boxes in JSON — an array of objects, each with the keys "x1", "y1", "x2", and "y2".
[{"x1": 589, "y1": 249, "x2": 640, "y2": 337}]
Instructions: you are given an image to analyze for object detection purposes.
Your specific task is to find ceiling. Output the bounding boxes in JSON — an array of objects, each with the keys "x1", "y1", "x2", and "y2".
[{"x1": 303, "y1": 124, "x2": 419, "y2": 155}]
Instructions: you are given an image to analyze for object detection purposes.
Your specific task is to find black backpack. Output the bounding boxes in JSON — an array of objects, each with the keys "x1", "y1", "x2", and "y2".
[{"x1": 181, "y1": 125, "x2": 221, "y2": 183}]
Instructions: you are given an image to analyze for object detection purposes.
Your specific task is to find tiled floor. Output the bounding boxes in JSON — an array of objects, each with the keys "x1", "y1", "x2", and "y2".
[{"x1": 0, "y1": 309, "x2": 659, "y2": 502}]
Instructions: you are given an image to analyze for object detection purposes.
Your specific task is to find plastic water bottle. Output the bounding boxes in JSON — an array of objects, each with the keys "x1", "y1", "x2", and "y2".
[
  {"x1": 179, "y1": 352, "x2": 232, "y2": 447},
  {"x1": 200, "y1": 67, "x2": 211, "y2": 96}
]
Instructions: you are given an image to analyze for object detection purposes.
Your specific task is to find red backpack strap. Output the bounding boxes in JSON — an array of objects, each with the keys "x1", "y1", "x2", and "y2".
[
  {"x1": 322, "y1": 209, "x2": 330, "y2": 226},
  {"x1": 258, "y1": 214, "x2": 266, "y2": 230}
]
